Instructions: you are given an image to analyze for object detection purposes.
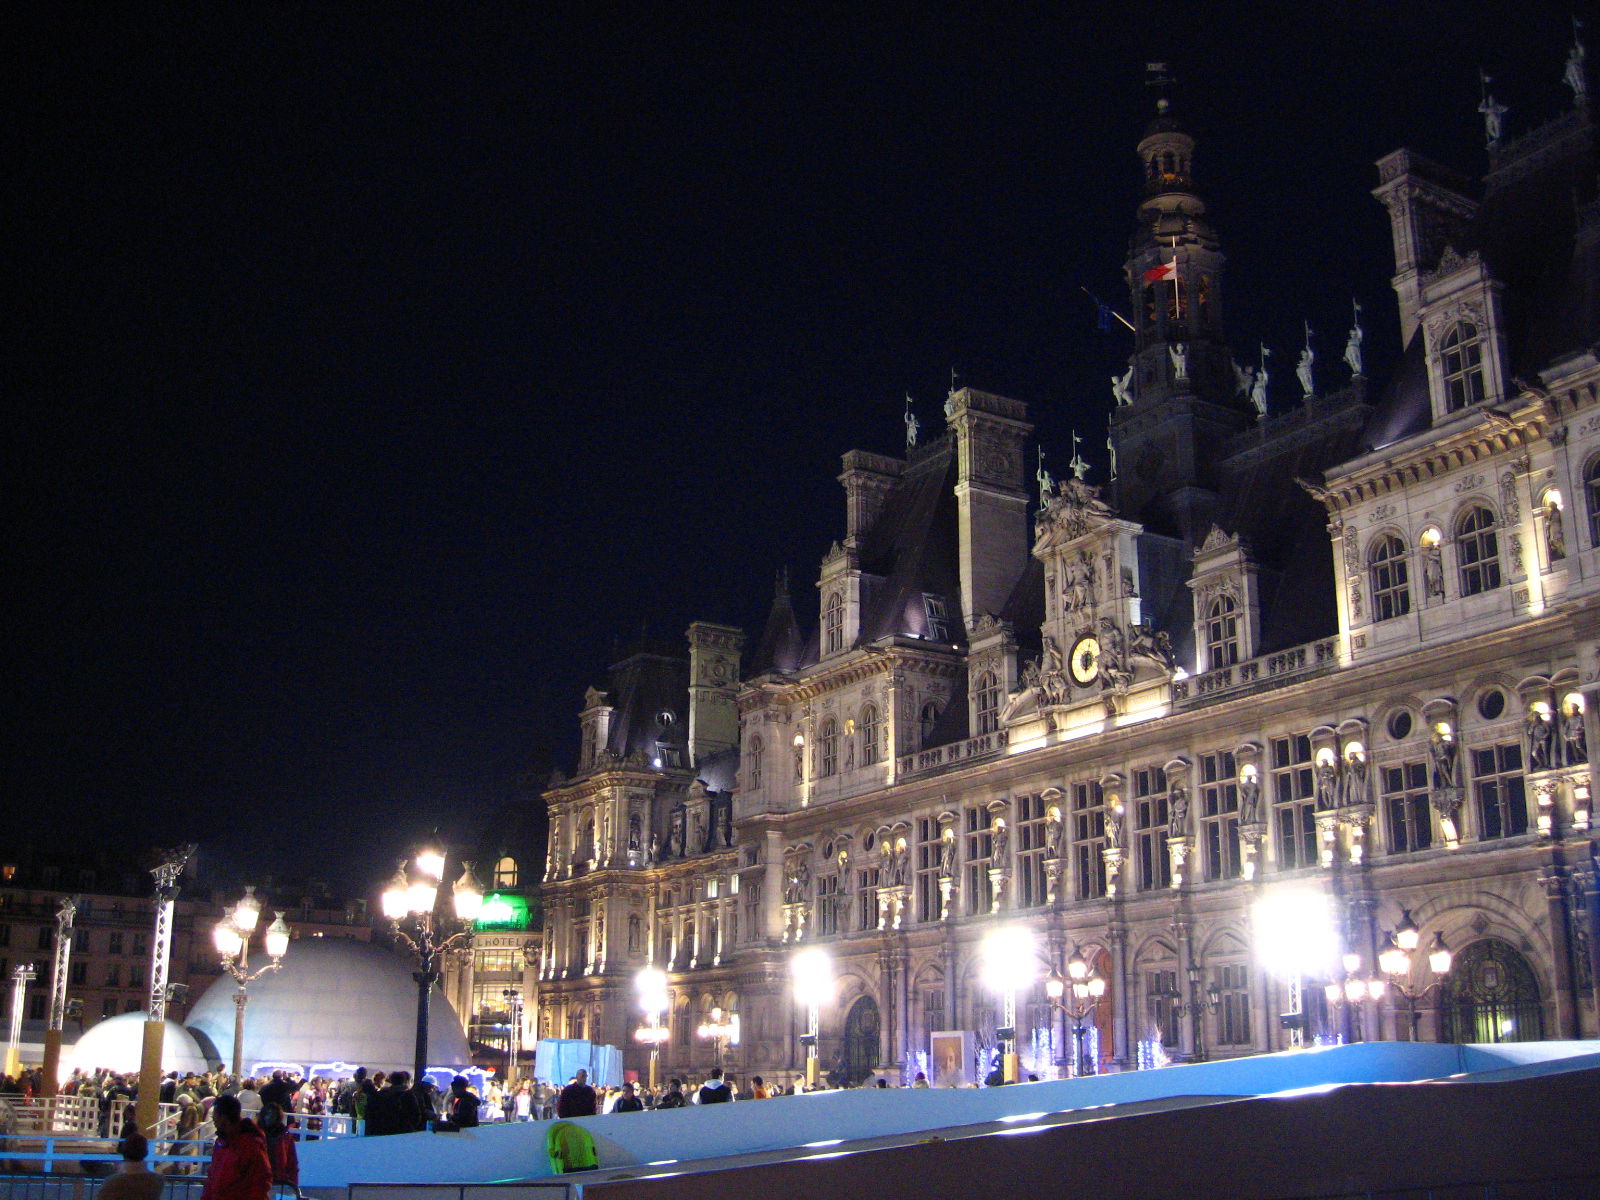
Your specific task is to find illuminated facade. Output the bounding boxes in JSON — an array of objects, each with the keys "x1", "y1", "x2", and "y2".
[{"x1": 538, "y1": 81, "x2": 1599, "y2": 1085}]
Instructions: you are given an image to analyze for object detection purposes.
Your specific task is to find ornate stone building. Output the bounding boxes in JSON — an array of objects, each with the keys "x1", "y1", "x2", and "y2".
[{"x1": 538, "y1": 73, "x2": 1599, "y2": 1087}]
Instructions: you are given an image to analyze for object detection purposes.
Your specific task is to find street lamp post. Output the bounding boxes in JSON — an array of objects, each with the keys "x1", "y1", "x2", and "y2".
[
  {"x1": 1379, "y1": 911, "x2": 1453, "y2": 1041},
  {"x1": 382, "y1": 849, "x2": 484, "y2": 1084},
  {"x1": 5, "y1": 965, "x2": 36, "y2": 1078},
  {"x1": 1045, "y1": 948, "x2": 1108, "y2": 1078},
  {"x1": 42, "y1": 897, "x2": 77, "y2": 1096},
  {"x1": 1323, "y1": 952, "x2": 1387, "y2": 1042},
  {"x1": 696, "y1": 1007, "x2": 737, "y2": 1070},
  {"x1": 790, "y1": 946, "x2": 833, "y2": 1089},
  {"x1": 633, "y1": 967, "x2": 669, "y2": 1090},
  {"x1": 981, "y1": 925, "x2": 1037, "y2": 1084},
  {"x1": 214, "y1": 888, "x2": 291, "y2": 1078},
  {"x1": 135, "y1": 844, "x2": 195, "y2": 1137},
  {"x1": 503, "y1": 988, "x2": 524, "y2": 1089}
]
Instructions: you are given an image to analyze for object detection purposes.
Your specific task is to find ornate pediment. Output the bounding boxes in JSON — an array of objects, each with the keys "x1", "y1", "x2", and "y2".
[
  {"x1": 1036, "y1": 478, "x2": 1117, "y2": 544},
  {"x1": 1199, "y1": 524, "x2": 1234, "y2": 554}
]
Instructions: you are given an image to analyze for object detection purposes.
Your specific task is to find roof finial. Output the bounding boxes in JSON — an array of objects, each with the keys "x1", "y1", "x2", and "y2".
[
  {"x1": 1478, "y1": 69, "x2": 1508, "y2": 147},
  {"x1": 1068, "y1": 430, "x2": 1090, "y2": 481},
  {"x1": 904, "y1": 394, "x2": 920, "y2": 450},
  {"x1": 1566, "y1": 18, "x2": 1588, "y2": 107},
  {"x1": 1036, "y1": 447, "x2": 1055, "y2": 504},
  {"x1": 1145, "y1": 61, "x2": 1174, "y2": 113}
]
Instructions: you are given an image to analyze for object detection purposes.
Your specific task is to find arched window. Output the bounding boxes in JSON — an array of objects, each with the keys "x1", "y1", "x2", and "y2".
[
  {"x1": 1585, "y1": 458, "x2": 1600, "y2": 549},
  {"x1": 1205, "y1": 596, "x2": 1240, "y2": 668},
  {"x1": 1368, "y1": 534, "x2": 1411, "y2": 621},
  {"x1": 818, "y1": 718, "x2": 838, "y2": 777},
  {"x1": 493, "y1": 856, "x2": 518, "y2": 888},
  {"x1": 824, "y1": 592, "x2": 845, "y2": 654},
  {"x1": 748, "y1": 736, "x2": 764, "y2": 788},
  {"x1": 1456, "y1": 506, "x2": 1501, "y2": 596},
  {"x1": 919, "y1": 701, "x2": 940, "y2": 745},
  {"x1": 860, "y1": 704, "x2": 880, "y2": 765},
  {"x1": 974, "y1": 671, "x2": 1001, "y2": 735},
  {"x1": 1440, "y1": 322, "x2": 1485, "y2": 411},
  {"x1": 1439, "y1": 938, "x2": 1544, "y2": 1044}
]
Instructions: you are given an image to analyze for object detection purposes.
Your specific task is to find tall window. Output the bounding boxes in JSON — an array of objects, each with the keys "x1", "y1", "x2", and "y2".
[
  {"x1": 824, "y1": 592, "x2": 844, "y2": 654},
  {"x1": 1016, "y1": 794, "x2": 1049, "y2": 908},
  {"x1": 1145, "y1": 969, "x2": 1181, "y2": 1048},
  {"x1": 493, "y1": 856, "x2": 518, "y2": 888},
  {"x1": 748, "y1": 736, "x2": 764, "y2": 788},
  {"x1": 860, "y1": 705, "x2": 880, "y2": 764},
  {"x1": 1200, "y1": 751, "x2": 1241, "y2": 881},
  {"x1": 1214, "y1": 964, "x2": 1252, "y2": 1046},
  {"x1": 1270, "y1": 734, "x2": 1317, "y2": 870},
  {"x1": 974, "y1": 671, "x2": 1001, "y2": 735},
  {"x1": 1071, "y1": 783, "x2": 1108, "y2": 901},
  {"x1": 1472, "y1": 743, "x2": 1527, "y2": 839},
  {"x1": 919, "y1": 701, "x2": 940, "y2": 745},
  {"x1": 1368, "y1": 535, "x2": 1411, "y2": 621},
  {"x1": 1382, "y1": 761, "x2": 1432, "y2": 853},
  {"x1": 1439, "y1": 322, "x2": 1485, "y2": 411},
  {"x1": 1457, "y1": 506, "x2": 1501, "y2": 596},
  {"x1": 964, "y1": 807, "x2": 993, "y2": 914},
  {"x1": 742, "y1": 878, "x2": 762, "y2": 943},
  {"x1": 915, "y1": 817, "x2": 944, "y2": 922},
  {"x1": 1133, "y1": 766, "x2": 1170, "y2": 891},
  {"x1": 818, "y1": 718, "x2": 838, "y2": 777},
  {"x1": 1586, "y1": 458, "x2": 1600, "y2": 549},
  {"x1": 1205, "y1": 596, "x2": 1241, "y2": 668},
  {"x1": 856, "y1": 866, "x2": 880, "y2": 931},
  {"x1": 815, "y1": 873, "x2": 840, "y2": 936}
]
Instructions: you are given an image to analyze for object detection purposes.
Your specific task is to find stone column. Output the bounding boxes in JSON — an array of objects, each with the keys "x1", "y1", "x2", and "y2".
[
  {"x1": 1107, "y1": 923, "x2": 1130, "y2": 1071},
  {"x1": 1171, "y1": 916, "x2": 1196, "y2": 1061},
  {"x1": 763, "y1": 829, "x2": 784, "y2": 943},
  {"x1": 1539, "y1": 861, "x2": 1583, "y2": 1038}
]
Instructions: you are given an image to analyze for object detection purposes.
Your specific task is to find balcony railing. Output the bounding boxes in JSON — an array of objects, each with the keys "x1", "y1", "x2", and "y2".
[
  {"x1": 897, "y1": 728, "x2": 1008, "y2": 779},
  {"x1": 1172, "y1": 637, "x2": 1339, "y2": 706}
]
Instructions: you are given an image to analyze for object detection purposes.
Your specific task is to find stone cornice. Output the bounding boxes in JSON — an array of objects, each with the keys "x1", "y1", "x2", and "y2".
[{"x1": 1308, "y1": 396, "x2": 1546, "y2": 514}]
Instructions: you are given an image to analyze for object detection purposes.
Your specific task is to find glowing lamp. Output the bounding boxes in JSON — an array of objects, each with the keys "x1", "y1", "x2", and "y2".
[{"x1": 263, "y1": 912, "x2": 290, "y2": 960}]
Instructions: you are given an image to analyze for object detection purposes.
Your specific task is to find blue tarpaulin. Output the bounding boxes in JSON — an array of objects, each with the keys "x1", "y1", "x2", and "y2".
[{"x1": 533, "y1": 1038, "x2": 622, "y2": 1088}]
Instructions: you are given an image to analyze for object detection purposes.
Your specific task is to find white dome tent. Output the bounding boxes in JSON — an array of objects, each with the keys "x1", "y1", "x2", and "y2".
[
  {"x1": 185, "y1": 937, "x2": 470, "y2": 1076},
  {"x1": 63, "y1": 1013, "x2": 211, "y2": 1079}
]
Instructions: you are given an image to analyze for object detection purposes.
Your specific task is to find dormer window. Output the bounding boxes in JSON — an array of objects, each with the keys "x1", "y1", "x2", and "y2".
[
  {"x1": 824, "y1": 592, "x2": 844, "y2": 654},
  {"x1": 1205, "y1": 596, "x2": 1240, "y2": 668},
  {"x1": 1440, "y1": 322, "x2": 1485, "y2": 412},
  {"x1": 748, "y1": 736, "x2": 764, "y2": 788},
  {"x1": 922, "y1": 594, "x2": 952, "y2": 642},
  {"x1": 1585, "y1": 457, "x2": 1600, "y2": 548},
  {"x1": 919, "y1": 701, "x2": 941, "y2": 744},
  {"x1": 974, "y1": 671, "x2": 1001, "y2": 735},
  {"x1": 860, "y1": 705, "x2": 881, "y2": 765}
]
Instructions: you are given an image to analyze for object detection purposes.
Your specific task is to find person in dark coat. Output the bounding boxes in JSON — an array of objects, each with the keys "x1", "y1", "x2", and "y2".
[
  {"x1": 363, "y1": 1071, "x2": 425, "y2": 1136},
  {"x1": 555, "y1": 1069, "x2": 598, "y2": 1118},
  {"x1": 655, "y1": 1078, "x2": 687, "y2": 1108},
  {"x1": 443, "y1": 1076, "x2": 480, "y2": 1128},
  {"x1": 612, "y1": 1082, "x2": 644, "y2": 1112}
]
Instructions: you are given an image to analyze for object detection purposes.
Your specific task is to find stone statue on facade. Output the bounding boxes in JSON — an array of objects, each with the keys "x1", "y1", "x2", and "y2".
[
  {"x1": 1128, "y1": 622, "x2": 1176, "y2": 670},
  {"x1": 1105, "y1": 801, "x2": 1125, "y2": 845},
  {"x1": 1479, "y1": 70, "x2": 1508, "y2": 145},
  {"x1": 1562, "y1": 701, "x2": 1587, "y2": 766},
  {"x1": 1546, "y1": 500, "x2": 1567, "y2": 561},
  {"x1": 628, "y1": 812, "x2": 642, "y2": 852},
  {"x1": 1343, "y1": 301, "x2": 1364, "y2": 377},
  {"x1": 1169, "y1": 343, "x2": 1189, "y2": 382},
  {"x1": 1167, "y1": 782, "x2": 1189, "y2": 837},
  {"x1": 904, "y1": 396, "x2": 920, "y2": 449},
  {"x1": 1423, "y1": 543, "x2": 1445, "y2": 599},
  {"x1": 669, "y1": 804, "x2": 686, "y2": 858},
  {"x1": 990, "y1": 819, "x2": 1010, "y2": 865},
  {"x1": 1429, "y1": 729, "x2": 1460, "y2": 790},
  {"x1": 1296, "y1": 333, "x2": 1315, "y2": 399},
  {"x1": 1250, "y1": 344, "x2": 1271, "y2": 417},
  {"x1": 645, "y1": 832, "x2": 659, "y2": 866},
  {"x1": 1111, "y1": 365, "x2": 1134, "y2": 407},
  {"x1": 1045, "y1": 812, "x2": 1064, "y2": 859},
  {"x1": 1340, "y1": 752, "x2": 1369, "y2": 808},
  {"x1": 1314, "y1": 758, "x2": 1340, "y2": 810},
  {"x1": 939, "y1": 829, "x2": 957, "y2": 878},
  {"x1": 1564, "y1": 27, "x2": 1587, "y2": 105},
  {"x1": 1526, "y1": 708, "x2": 1554, "y2": 771},
  {"x1": 1239, "y1": 773, "x2": 1262, "y2": 825}
]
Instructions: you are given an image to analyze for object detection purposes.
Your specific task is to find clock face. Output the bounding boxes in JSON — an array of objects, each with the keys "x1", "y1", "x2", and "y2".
[{"x1": 1070, "y1": 635, "x2": 1101, "y2": 685}]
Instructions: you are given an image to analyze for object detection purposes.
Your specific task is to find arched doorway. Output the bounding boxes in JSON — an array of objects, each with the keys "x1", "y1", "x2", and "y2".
[
  {"x1": 1439, "y1": 938, "x2": 1545, "y2": 1044},
  {"x1": 838, "y1": 995, "x2": 881, "y2": 1085}
]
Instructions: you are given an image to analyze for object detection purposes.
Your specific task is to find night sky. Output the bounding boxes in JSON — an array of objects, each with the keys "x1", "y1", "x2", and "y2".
[{"x1": 11, "y1": 4, "x2": 1580, "y2": 885}]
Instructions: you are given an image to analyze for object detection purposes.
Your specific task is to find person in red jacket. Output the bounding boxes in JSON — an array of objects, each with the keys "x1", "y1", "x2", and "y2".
[{"x1": 201, "y1": 1093, "x2": 272, "y2": 1200}]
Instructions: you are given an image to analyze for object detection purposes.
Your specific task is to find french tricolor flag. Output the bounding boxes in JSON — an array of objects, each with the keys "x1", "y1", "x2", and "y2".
[{"x1": 1143, "y1": 259, "x2": 1179, "y2": 283}]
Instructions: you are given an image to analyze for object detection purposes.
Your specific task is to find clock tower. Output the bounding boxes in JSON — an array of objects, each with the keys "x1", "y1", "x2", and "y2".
[{"x1": 1109, "y1": 96, "x2": 1254, "y2": 547}]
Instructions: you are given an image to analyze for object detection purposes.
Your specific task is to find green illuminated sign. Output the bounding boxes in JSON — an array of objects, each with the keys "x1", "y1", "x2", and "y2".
[{"x1": 475, "y1": 892, "x2": 530, "y2": 930}]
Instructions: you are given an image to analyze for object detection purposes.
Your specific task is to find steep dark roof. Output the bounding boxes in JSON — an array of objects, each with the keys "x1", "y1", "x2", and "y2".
[
  {"x1": 856, "y1": 435, "x2": 963, "y2": 644},
  {"x1": 750, "y1": 570, "x2": 805, "y2": 675},
  {"x1": 601, "y1": 644, "x2": 689, "y2": 760}
]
